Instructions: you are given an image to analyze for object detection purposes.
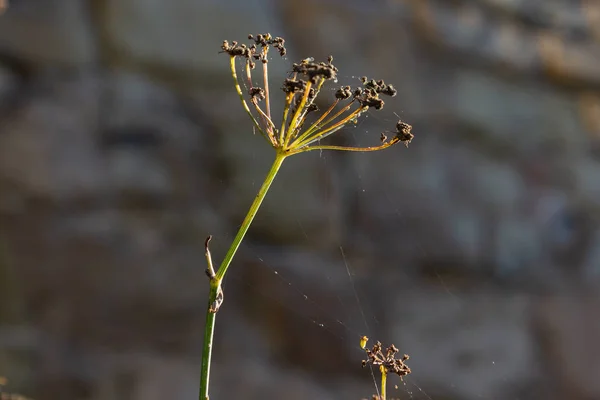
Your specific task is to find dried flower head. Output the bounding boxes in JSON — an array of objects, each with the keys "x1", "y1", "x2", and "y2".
[
  {"x1": 362, "y1": 339, "x2": 411, "y2": 379},
  {"x1": 221, "y1": 33, "x2": 413, "y2": 155}
]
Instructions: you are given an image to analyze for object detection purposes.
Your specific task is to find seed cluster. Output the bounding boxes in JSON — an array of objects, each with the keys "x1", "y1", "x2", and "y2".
[
  {"x1": 222, "y1": 33, "x2": 286, "y2": 68},
  {"x1": 292, "y1": 55, "x2": 338, "y2": 83},
  {"x1": 395, "y1": 120, "x2": 414, "y2": 146},
  {"x1": 362, "y1": 339, "x2": 411, "y2": 379},
  {"x1": 221, "y1": 32, "x2": 414, "y2": 154}
]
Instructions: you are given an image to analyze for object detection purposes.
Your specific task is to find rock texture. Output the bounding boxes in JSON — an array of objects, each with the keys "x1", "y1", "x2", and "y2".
[{"x1": 0, "y1": 1, "x2": 599, "y2": 399}]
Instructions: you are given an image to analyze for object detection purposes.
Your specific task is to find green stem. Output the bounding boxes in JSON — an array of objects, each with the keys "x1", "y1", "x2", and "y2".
[
  {"x1": 215, "y1": 152, "x2": 286, "y2": 281},
  {"x1": 199, "y1": 152, "x2": 287, "y2": 399},
  {"x1": 199, "y1": 284, "x2": 219, "y2": 400},
  {"x1": 380, "y1": 367, "x2": 387, "y2": 400}
]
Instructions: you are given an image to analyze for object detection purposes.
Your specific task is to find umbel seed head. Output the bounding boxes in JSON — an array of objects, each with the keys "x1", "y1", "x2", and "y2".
[
  {"x1": 362, "y1": 339, "x2": 411, "y2": 378},
  {"x1": 221, "y1": 33, "x2": 414, "y2": 155}
]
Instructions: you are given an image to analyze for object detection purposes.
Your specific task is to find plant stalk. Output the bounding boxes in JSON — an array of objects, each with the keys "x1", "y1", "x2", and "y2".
[
  {"x1": 199, "y1": 151, "x2": 287, "y2": 399},
  {"x1": 380, "y1": 366, "x2": 387, "y2": 400},
  {"x1": 199, "y1": 283, "x2": 219, "y2": 400}
]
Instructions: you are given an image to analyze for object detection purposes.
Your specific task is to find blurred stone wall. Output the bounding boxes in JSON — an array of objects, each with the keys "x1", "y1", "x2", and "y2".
[{"x1": 0, "y1": 0, "x2": 600, "y2": 399}]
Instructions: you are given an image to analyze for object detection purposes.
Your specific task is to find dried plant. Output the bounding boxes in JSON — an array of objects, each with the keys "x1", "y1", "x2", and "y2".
[
  {"x1": 199, "y1": 33, "x2": 414, "y2": 400},
  {"x1": 220, "y1": 33, "x2": 413, "y2": 154},
  {"x1": 361, "y1": 336, "x2": 411, "y2": 400}
]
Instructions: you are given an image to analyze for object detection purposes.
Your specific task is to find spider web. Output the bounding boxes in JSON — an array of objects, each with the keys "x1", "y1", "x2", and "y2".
[
  {"x1": 228, "y1": 56, "x2": 438, "y2": 398},
  {"x1": 228, "y1": 48, "x2": 504, "y2": 399}
]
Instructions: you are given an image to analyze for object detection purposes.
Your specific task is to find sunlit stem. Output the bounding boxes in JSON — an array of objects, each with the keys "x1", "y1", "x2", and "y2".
[
  {"x1": 229, "y1": 56, "x2": 272, "y2": 145},
  {"x1": 294, "y1": 106, "x2": 365, "y2": 148},
  {"x1": 244, "y1": 58, "x2": 253, "y2": 89},
  {"x1": 380, "y1": 366, "x2": 387, "y2": 400},
  {"x1": 286, "y1": 78, "x2": 325, "y2": 143},
  {"x1": 199, "y1": 152, "x2": 287, "y2": 400},
  {"x1": 290, "y1": 137, "x2": 401, "y2": 154},
  {"x1": 279, "y1": 71, "x2": 299, "y2": 146},
  {"x1": 251, "y1": 99, "x2": 277, "y2": 136},
  {"x1": 295, "y1": 124, "x2": 346, "y2": 147},
  {"x1": 296, "y1": 112, "x2": 310, "y2": 134},
  {"x1": 318, "y1": 100, "x2": 356, "y2": 129},
  {"x1": 245, "y1": 60, "x2": 275, "y2": 142},
  {"x1": 285, "y1": 80, "x2": 313, "y2": 147},
  {"x1": 293, "y1": 99, "x2": 356, "y2": 146},
  {"x1": 214, "y1": 152, "x2": 287, "y2": 282},
  {"x1": 297, "y1": 98, "x2": 339, "y2": 141},
  {"x1": 279, "y1": 92, "x2": 295, "y2": 146},
  {"x1": 262, "y1": 49, "x2": 271, "y2": 121}
]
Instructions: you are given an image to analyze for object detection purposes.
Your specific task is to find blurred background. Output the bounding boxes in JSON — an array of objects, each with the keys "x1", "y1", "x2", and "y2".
[{"x1": 1, "y1": 0, "x2": 600, "y2": 399}]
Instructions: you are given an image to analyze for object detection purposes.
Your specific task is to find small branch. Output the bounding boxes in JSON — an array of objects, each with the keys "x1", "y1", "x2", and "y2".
[
  {"x1": 297, "y1": 98, "x2": 339, "y2": 141},
  {"x1": 251, "y1": 98, "x2": 277, "y2": 137},
  {"x1": 286, "y1": 78, "x2": 326, "y2": 143},
  {"x1": 294, "y1": 138, "x2": 401, "y2": 154},
  {"x1": 244, "y1": 58, "x2": 254, "y2": 90},
  {"x1": 229, "y1": 56, "x2": 273, "y2": 145},
  {"x1": 262, "y1": 50, "x2": 271, "y2": 121},
  {"x1": 294, "y1": 106, "x2": 365, "y2": 148},
  {"x1": 285, "y1": 80, "x2": 313, "y2": 146},
  {"x1": 205, "y1": 236, "x2": 216, "y2": 278},
  {"x1": 292, "y1": 99, "x2": 357, "y2": 146},
  {"x1": 279, "y1": 71, "x2": 300, "y2": 145},
  {"x1": 279, "y1": 92, "x2": 295, "y2": 145}
]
